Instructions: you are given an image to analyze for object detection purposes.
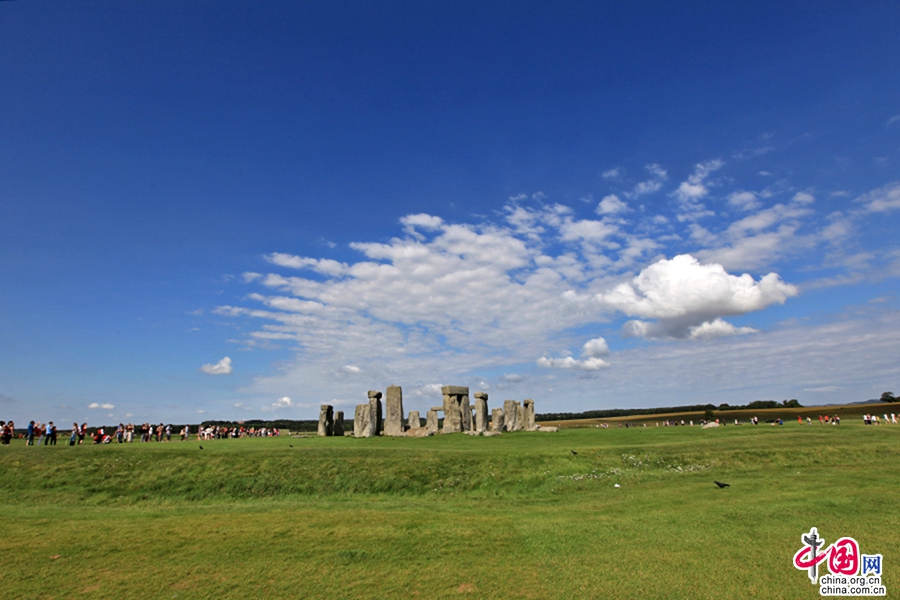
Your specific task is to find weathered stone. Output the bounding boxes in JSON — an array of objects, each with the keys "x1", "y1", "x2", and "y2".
[
  {"x1": 425, "y1": 409, "x2": 439, "y2": 434},
  {"x1": 407, "y1": 410, "x2": 421, "y2": 429},
  {"x1": 523, "y1": 399, "x2": 536, "y2": 431},
  {"x1": 474, "y1": 392, "x2": 488, "y2": 433},
  {"x1": 441, "y1": 386, "x2": 470, "y2": 434},
  {"x1": 516, "y1": 404, "x2": 526, "y2": 432},
  {"x1": 464, "y1": 430, "x2": 480, "y2": 436},
  {"x1": 430, "y1": 406, "x2": 443, "y2": 412},
  {"x1": 503, "y1": 400, "x2": 519, "y2": 432},
  {"x1": 354, "y1": 403, "x2": 374, "y2": 438},
  {"x1": 368, "y1": 390, "x2": 383, "y2": 435},
  {"x1": 317, "y1": 404, "x2": 334, "y2": 437},
  {"x1": 535, "y1": 425, "x2": 558, "y2": 432},
  {"x1": 491, "y1": 408, "x2": 504, "y2": 432},
  {"x1": 333, "y1": 411, "x2": 345, "y2": 436},
  {"x1": 460, "y1": 394, "x2": 472, "y2": 432},
  {"x1": 482, "y1": 431, "x2": 502, "y2": 437},
  {"x1": 406, "y1": 427, "x2": 432, "y2": 437},
  {"x1": 384, "y1": 385, "x2": 405, "y2": 437},
  {"x1": 442, "y1": 393, "x2": 462, "y2": 434},
  {"x1": 441, "y1": 385, "x2": 468, "y2": 396}
]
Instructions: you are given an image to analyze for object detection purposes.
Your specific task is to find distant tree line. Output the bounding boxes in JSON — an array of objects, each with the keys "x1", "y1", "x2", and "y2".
[
  {"x1": 536, "y1": 399, "x2": 803, "y2": 422},
  {"x1": 881, "y1": 392, "x2": 897, "y2": 403}
]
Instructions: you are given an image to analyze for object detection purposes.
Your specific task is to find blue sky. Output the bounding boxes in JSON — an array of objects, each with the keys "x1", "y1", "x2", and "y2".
[{"x1": 2, "y1": 1, "x2": 899, "y2": 424}]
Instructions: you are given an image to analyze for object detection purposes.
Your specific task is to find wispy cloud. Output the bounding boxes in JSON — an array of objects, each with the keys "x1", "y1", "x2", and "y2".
[
  {"x1": 88, "y1": 402, "x2": 115, "y2": 410},
  {"x1": 212, "y1": 166, "x2": 900, "y2": 415}
]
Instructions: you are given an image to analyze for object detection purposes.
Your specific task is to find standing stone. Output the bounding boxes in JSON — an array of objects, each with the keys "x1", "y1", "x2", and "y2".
[
  {"x1": 317, "y1": 404, "x2": 334, "y2": 437},
  {"x1": 407, "y1": 410, "x2": 421, "y2": 429},
  {"x1": 333, "y1": 411, "x2": 345, "y2": 436},
  {"x1": 523, "y1": 399, "x2": 536, "y2": 431},
  {"x1": 491, "y1": 408, "x2": 504, "y2": 432},
  {"x1": 516, "y1": 403, "x2": 526, "y2": 432},
  {"x1": 368, "y1": 390, "x2": 383, "y2": 435},
  {"x1": 474, "y1": 392, "x2": 489, "y2": 433},
  {"x1": 353, "y1": 404, "x2": 374, "y2": 438},
  {"x1": 384, "y1": 385, "x2": 405, "y2": 437},
  {"x1": 460, "y1": 394, "x2": 472, "y2": 432},
  {"x1": 503, "y1": 400, "x2": 519, "y2": 432},
  {"x1": 425, "y1": 409, "x2": 439, "y2": 434},
  {"x1": 442, "y1": 386, "x2": 468, "y2": 434}
]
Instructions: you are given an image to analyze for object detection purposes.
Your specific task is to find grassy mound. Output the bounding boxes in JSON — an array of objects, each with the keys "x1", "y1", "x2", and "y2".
[{"x1": 2, "y1": 423, "x2": 897, "y2": 599}]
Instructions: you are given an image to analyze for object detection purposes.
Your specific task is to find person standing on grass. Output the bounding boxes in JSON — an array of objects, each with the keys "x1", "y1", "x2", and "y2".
[
  {"x1": 69, "y1": 423, "x2": 78, "y2": 445},
  {"x1": 78, "y1": 423, "x2": 87, "y2": 444},
  {"x1": 26, "y1": 421, "x2": 35, "y2": 445},
  {"x1": 48, "y1": 422, "x2": 57, "y2": 445}
]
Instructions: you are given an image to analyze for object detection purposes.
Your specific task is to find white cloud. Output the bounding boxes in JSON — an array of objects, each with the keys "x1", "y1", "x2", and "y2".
[
  {"x1": 272, "y1": 397, "x2": 292, "y2": 408},
  {"x1": 887, "y1": 115, "x2": 900, "y2": 126},
  {"x1": 538, "y1": 336, "x2": 611, "y2": 371},
  {"x1": 595, "y1": 254, "x2": 796, "y2": 339},
  {"x1": 537, "y1": 356, "x2": 610, "y2": 371},
  {"x1": 266, "y1": 253, "x2": 349, "y2": 277},
  {"x1": 242, "y1": 272, "x2": 262, "y2": 283},
  {"x1": 627, "y1": 164, "x2": 668, "y2": 198},
  {"x1": 581, "y1": 337, "x2": 611, "y2": 357},
  {"x1": 401, "y1": 213, "x2": 445, "y2": 237},
  {"x1": 596, "y1": 194, "x2": 630, "y2": 215},
  {"x1": 856, "y1": 182, "x2": 900, "y2": 212},
  {"x1": 672, "y1": 160, "x2": 724, "y2": 220},
  {"x1": 200, "y1": 357, "x2": 233, "y2": 375},
  {"x1": 602, "y1": 167, "x2": 623, "y2": 180},
  {"x1": 688, "y1": 318, "x2": 757, "y2": 340},
  {"x1": 88, "y1": 402, "x2": 115, "y2": 410},
  {"x1": 726, "y1": 191, "x2": 761, "y2": 211},
  {"x1": 500, "y1": 374, "x2": 525, "y2": 382},
  {"x1": 215, "y1": 169, "x2": 900, "y2": 416}
]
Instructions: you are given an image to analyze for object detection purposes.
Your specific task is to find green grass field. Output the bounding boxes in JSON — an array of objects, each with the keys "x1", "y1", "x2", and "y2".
[{"x1": 1, "y1": 419, "x2": 897, "y2": 599}]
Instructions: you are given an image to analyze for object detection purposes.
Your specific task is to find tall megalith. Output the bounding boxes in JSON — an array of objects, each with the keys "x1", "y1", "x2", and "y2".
[
  {"x1": 474, "y1": 392, "x2": 489, "y2": 433},
  {"x1": 384, "y1": 385, "x2": 405, "y2": 436},
  {"x1": 317, "y1": 404, "x2": 334, "y2": 437},
  {"x1": 333, "y1": 411, "x2": 345, "y2": 436},
  {"x1": 523, "y1": 399, "x2": 536, "y2": 431},
  {"x1": 503, "y1": 400, "x2": 519, "y2": 432},
  {"x1": 368, "y1": 390, "x2": 383, "y2": 435},
  {"x1": 407, "y1": 410, "x2": 421, "y2": 429},
  {"x1": 441, "y1": 386, "x2": 468, "y2": 434},
  {"x1": 425, "y1": 409, "x2": 440, "y2": 434},
  {"x1": 354, "y1": 404, "x2": 372, "y2": 437},
  {"x1": 491, "y1": 408, "x2": 504, "y2": 432}
]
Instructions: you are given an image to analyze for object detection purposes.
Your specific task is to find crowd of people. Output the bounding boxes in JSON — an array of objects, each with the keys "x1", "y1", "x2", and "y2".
[{"x1": 0, "y1": 420, "x2": 282, "y2": 445}]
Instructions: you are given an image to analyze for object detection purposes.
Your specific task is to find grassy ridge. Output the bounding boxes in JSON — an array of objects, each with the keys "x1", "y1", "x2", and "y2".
[
  {"x1": 3, "y1": 423, "x2": 896, "y2": 504},
  {"x1": 2, "y1": 423, "x2": 898, "y2": 599}
]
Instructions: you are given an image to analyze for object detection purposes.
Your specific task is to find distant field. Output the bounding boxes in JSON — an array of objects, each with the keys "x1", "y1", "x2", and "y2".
[
  {"x1": 541, "y1": 402, "x2": 899, "y2": 427},
  {"x1": 1, "y1": 420, "x2": 897, "y2": 599}
]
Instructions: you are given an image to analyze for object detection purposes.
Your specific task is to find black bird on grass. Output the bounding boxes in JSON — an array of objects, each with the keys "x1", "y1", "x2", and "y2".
[
  {"x1": 199, "y1": 445, "x2": 203, "y2": 450},
  {"x1": 714, "y1": 481, "x2": 730, "y2": 488},
  {"x1": 570, "y1": 450, "x2": 579, "y2": 455},
  {"x1": 289, "y1": 444, "x2": 293, "y2": 448}
]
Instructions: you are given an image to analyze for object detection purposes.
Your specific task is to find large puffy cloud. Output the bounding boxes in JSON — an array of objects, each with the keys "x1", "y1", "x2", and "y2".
[{"x1": 595, "y1": 255, "x2": 796, "y2": 339}]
